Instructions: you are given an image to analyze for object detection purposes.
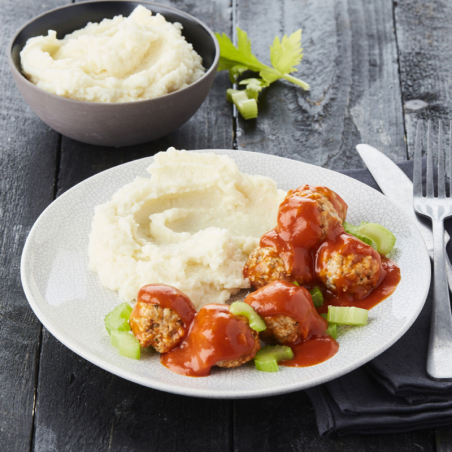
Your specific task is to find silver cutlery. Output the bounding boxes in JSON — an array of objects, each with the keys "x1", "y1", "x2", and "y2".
[
  {"x1": 414, "y1": 120, "x2": 452, "y2": 380},
  {"x1": 356, "y1": 144, "x2": 452, "y2": 294}
]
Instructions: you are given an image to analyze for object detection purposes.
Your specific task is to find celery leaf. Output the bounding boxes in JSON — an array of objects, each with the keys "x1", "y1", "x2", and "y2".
[{"x1": 270, "y1": 30, "x2": 303, "y2": 75}]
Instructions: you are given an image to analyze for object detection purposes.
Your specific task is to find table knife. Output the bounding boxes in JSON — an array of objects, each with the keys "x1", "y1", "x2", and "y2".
[{"x1": 356, "y1": 144, "x2": 452, "y2": 294}]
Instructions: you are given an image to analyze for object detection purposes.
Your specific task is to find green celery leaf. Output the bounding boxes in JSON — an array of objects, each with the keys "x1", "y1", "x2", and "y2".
[
  {"x1": 270, "y1": 30, "x2": 303, "y2": 75},
  {"x1": 214, "y1": 29, "x2": 266, "y2": 73}
]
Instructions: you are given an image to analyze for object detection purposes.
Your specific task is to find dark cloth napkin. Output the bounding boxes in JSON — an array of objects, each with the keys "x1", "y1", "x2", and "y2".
[{"x1": 306, "y1": 160, "x2": 452, "y2": 436}]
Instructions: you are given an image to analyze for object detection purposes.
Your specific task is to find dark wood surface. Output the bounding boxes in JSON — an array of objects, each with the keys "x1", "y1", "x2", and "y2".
[{"x1": 1, "y1": 0, "x2": 451, "y2": 450}]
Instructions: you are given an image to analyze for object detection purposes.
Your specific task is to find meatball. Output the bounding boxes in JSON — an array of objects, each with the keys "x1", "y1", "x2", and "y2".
[
  {"x1": 161, "y1": 304, "x2": 260, "y2": 376},
  {"x1": 130, "y1": 302, "x2": 185, "y2": 353},
  {"x1": 244, "y1": 280, "x2": 328, "y2": 345},
  {"x1": 259, "y1": 314, "x2": 300, "y2": 344},
  {"x1": 243, "y1": 246, "x2": 291, "y2": 289},
  {"x1": 129, "y1": 284, "x2": 196, "y2": 354},
  {"x1": 316, "y1": 233, "x2": 382, "y2": 300},
  {"x1": 216, "y1": 314, "x2": 261, "y2": 368},
  {"x1": 287, "y1": 185, "x2": 348, "y2": 241}
]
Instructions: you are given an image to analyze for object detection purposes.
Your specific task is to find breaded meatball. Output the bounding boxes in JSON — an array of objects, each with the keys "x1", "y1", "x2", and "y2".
[
  {"x1": 287, "y1": 185, "x2": 348, "y2": 241},
  {"x1": 316, "y1": 233, "x2": 382, "y2": 300},
  {"x1": 244, "y1": 281, "x2": 328, "y2": 345},
  {"x1": 243, "y1": 246, "x2": 291, "y2": 289},
  {"x1": 129, "y1": 284, "x2": 196, "y2": 353},
  {"x1": 130, "y1": 302, "x2": 185, "y2": 353},
  {"x1": 161, "y1": 304, "x2": 260, "y2": 376},
  {"x1": 216, "y1": 315, "x2": 261, "y2": 368},
  {"x1": 259, "y1": 314, "x2": 300, "y2": 344}
]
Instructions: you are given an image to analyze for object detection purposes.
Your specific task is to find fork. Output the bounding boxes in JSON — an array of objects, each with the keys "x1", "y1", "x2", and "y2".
[{"x1": 414, "y1": 120, "x2": 452, "y2": 380}]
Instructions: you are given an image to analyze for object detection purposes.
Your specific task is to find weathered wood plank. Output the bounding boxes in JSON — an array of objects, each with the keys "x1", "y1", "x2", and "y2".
[
  {"x1": 233, "y1": 391, "x2": 435, "y2": 452},
  {"x1": 436, "y1": 426, "x2": 452, "y2": 452},
  {"x1": 33, "y1": 336, "x2": 232, "y2": 452},
  {"x1": 235, "y1": 0, "x2": 406, "y2": 169},
  {"x1": 394, "y1": 0, "x2": 452, "y2": 448},
  {"x1": 394, "y1": 0, "x2": 452, "y2": 162},
  {"x1": 0, "y1": 0, "x2": 67, "y2": 450},
  {"x1": 31, "y1": 1, "x2": 235, "y2": 451}
]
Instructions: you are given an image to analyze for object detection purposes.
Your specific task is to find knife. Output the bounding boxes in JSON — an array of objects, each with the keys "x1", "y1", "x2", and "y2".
[{"x1": 356, "y1": 144, "x2": 452, "y2": 294}]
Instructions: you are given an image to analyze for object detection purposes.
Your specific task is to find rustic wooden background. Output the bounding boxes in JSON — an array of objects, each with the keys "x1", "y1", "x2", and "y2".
[{"x1": 1, "y1": 0, "x2": 451, "y2": 450}]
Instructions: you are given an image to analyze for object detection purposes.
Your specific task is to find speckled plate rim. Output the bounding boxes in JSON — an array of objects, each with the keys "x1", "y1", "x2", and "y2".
[{"x1": 20, "y1": 149, "x2": 431, "y2": 399}]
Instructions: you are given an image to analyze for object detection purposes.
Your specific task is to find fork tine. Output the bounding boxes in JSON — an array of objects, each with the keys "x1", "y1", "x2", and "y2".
[
  {"x1": 414, "y1": 120, "x2": 423, "y2": 198},
  {"x1": 427, "y1": 120, "x2": 434, "y2": 198},
  {"x1": 438, "y1": 120, "x2": 446, "y2": 198}
]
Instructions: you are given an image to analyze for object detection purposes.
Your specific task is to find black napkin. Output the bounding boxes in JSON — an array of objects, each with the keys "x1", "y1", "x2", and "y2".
[{"x1": 306, "y1": 160, "x2": 452, "y2": 436}]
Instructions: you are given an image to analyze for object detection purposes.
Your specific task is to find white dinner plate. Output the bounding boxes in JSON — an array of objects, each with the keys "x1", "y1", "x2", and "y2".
[{"x1": 21, "y1": 149, "x2": 431, "y2": 398}]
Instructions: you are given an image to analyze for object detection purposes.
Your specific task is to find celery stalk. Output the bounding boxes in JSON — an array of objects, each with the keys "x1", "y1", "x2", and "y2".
[
  {"x1": 254, "y1": 345, "x2": 294, "y2": 372},
  {"x1": 230, "y1": 301, "x2": 267, "y2": 332},
  {"x1": 309, "y1": 287, "x2": 324, "y2": 307},
  {"x1": 327, "y1": 306, "x2": 368, "y2": 326}
]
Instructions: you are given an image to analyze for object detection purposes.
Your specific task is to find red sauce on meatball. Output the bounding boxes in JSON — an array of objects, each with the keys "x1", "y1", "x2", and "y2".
[
  {"x1": 161, "y1": 304, "x2": 258, "y2": 377},
  {"x1": 135, "y1": 284, "x2": 197, "y2": 328},
  {"x1": 259, "y1": 185, "x2": 346, "y2": 283},
  {"x1": 243, "y1": 184, "x2": 401, "y2": 368},
  {"x1": 244, "y1": 281, "x2": 339, "y2": 367}
]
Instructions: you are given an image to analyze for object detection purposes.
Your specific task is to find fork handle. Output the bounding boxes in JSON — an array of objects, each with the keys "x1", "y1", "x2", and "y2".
[{"x1": 427, "y1": 220, "x2": 452, "y2": 379}]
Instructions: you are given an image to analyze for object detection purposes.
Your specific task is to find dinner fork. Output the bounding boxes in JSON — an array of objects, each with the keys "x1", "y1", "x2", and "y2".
[{"x1": 414, "y1": 120, "x2": 452, "y2": 380}]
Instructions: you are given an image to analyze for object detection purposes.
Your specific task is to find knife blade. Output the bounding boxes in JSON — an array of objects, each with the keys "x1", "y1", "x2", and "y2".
[{"x1": 356, "y1": 143, "x2": 452, "y2": 293}]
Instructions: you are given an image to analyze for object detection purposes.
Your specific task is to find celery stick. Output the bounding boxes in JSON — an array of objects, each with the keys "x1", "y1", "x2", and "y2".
[
  {"x1": 327, "y1": 306, "x2": 368, "y2": 326},
  {"x1": 309, "y1": 287, "x2": 324, "y2": 307},
  {"x1": 326, "y1": 323, "x2": 337, "y2": 339},
  {"x1": 226, "y1": 89, "x2": 240, "y2": 103},
  {"x1": 230, "y1": 301, "x2": 267, "y2": 332},
  {"x1": 358, "y1": 223, "x2": 396, "y2": 255},
  {"x1": 104, "y1": 302, "x2": 132, "y2": 335},
  {"x1": 254, "y1": 345, "x2": 294, "y2": 372},
  {"x1": 231, "y1": 92, "x2": 258, "y2": 120},
  {"x1": 111, "y1": 331, "x2": 140, "y2": 360}
]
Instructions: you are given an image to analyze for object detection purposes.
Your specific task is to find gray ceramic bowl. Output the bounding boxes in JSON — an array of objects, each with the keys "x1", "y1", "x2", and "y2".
[{"x1": 9, "y1": 1, "x2": 219, "y2": 147}]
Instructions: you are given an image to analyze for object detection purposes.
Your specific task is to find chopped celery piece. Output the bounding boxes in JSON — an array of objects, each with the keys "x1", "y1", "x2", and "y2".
[
  {"x1": 104, "y1": 302, "x2": 132, "y2": 335},
  {"x1": 343, "y1": 221, "x2": 377, "y2": 249},
  {"x1": 320, "y1": 313, "x2": 337, "y2": 338},
  {"x1": 326, "y1": 323, "x2": 337, "y2": 339},
  {"x1": 327, "y1": 306, "x2": 368, "y2": 326},
  {"x1": 226, "y1": 88, "x2": 240, "y2": 103},
  {"x1": 255, "y1": 359, "x2": 279, "y2": 372},
  {"x1": 230, "y1": 301, "x2": 267, "y2": 332},
  {"x1": 358, "y1": 223, "x2": 396, "y2": 256},
  {"x1": 105, "y1": 316, "x2": 130, "y2": 335},
  {"x1": 111, "y1": 330, "x2": 140, "y2": 360},
  {"x1": 231, "y1": 91, "x2": 248, "y2": 104},
  {"x1": 254, "y1": 345, "x2": 294, "y2": 372},
  {"x1": 231, "y1": 92, "x2": 258, "y2": 120},
  {"x1": 309, "y1": 287, "x2": 324, "y2": 307}
]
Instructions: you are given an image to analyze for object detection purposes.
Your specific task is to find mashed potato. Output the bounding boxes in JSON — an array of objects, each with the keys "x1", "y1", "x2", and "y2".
[
  {"x1": 20, "y1": 6, "x2": 205, "y2": 103},
  {"x1": 88, "y1": 148, "x2": 286, "y2": 309}
]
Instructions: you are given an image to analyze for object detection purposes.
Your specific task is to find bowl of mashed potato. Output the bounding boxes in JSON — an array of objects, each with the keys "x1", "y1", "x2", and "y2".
[{"x1": 8, "y1": 2, "x2": 219, "y2": 146}]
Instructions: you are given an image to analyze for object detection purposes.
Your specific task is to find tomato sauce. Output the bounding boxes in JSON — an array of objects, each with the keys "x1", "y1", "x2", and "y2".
[
  {"x1": 282, "y1": 336, "x2": 339, "y2": 367},
  {"x1": 317, "y1": 257, "x2": 401, "y2": 313},
  {"x1": 244, "y1": 280, "x2": 339, "y2": 367},
  {"x1": 244, "y1": 185, "x2": 400, "y2": 368},
  {"x1": 136, "y1": 284, "x2": 197, "y2": 328},
  {"x1": 161, "y1": 304, "x2": 258, "y2": 377}
]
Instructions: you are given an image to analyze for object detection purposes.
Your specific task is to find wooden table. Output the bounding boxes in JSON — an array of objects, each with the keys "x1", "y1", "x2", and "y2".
[{"x1": 2, "y1": 0, "x2": 452, "y2": 450}]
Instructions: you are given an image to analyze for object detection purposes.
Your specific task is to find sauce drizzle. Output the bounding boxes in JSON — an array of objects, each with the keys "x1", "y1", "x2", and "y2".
[{"x1": 161, "y1": 304, "x2": 258, "y2": 377}]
